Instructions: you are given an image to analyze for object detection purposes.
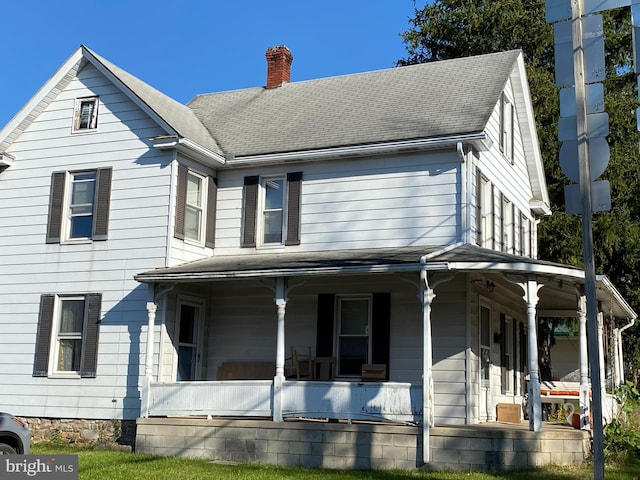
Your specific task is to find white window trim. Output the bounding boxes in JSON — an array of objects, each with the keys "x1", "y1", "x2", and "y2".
[
  {"x1": 62, "y1": 170, "x2": 96, "y2": 244},
  {"x1": 335, "y1": 294, "x2": 372, "y2": 378},
  {"x1": 49, "y1": 295, "x2": 86, "y2": 378},
  {"x1": 183, "y1": 170, "x2": 208, "y2": 246},
  {"x1": 257, "y1": 175, "x2": 287, "y2": 248},
  {"x1": 72, "y1": 96, "x2": 99, "y2": 132}
]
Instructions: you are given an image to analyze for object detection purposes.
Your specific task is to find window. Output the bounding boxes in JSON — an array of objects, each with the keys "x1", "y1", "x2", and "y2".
[
  {"x1": 176, "y1": 299, "x2": 202, "y2": 381},
  {"x1": 500, "y1": 314, "x2": 513, "y2": 394},
  {"x1": 185, "y1": 171, "x2": 204, "y2": 242},
  {"x1": 33, "y1": 293, "x2": 101, "y2": 378},
  {"x1": 499, "y1": 92, "x2": 514, "y2": 162},
  {"x1": 500, "y1": 195, "x2": 513, "y2": 253},
  {"x1": 476, "y1": 170, "x2": 494, "y2": 249},
  {"x1": 241, "y1": 172, "x2": 302, "y2": 247},
  {"x1": 174, "y1": 165, "x2": 217, "y2": 247},
  {"x1": 46, "y1": 168, "x2": 112, "y2": 243},
  {"x1": 315, "y1": 293, "x2": 390, "y2": 379},
  {"x1": 263, "y1": 178, "x2": 285, "y2": 244},
  {"x1": 73, "y1": 97, "x2": 99, "y2": 131},
  {"x1": 480, "y1": 305, "x2": 491, "y2": 389}
]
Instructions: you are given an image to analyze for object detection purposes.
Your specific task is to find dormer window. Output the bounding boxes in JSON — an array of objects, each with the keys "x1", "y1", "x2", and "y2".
[{"x1": 73, "y1": 97, "x2": 99, "y2": 131}]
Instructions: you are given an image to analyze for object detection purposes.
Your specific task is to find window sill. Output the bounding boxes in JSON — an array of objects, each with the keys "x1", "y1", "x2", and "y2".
[{"x1": 47, "y1": 372, "x2": 81, "y2": 379}]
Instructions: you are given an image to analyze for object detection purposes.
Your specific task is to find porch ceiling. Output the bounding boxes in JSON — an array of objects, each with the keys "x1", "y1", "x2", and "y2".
[{"x1": 134, "y1": 244, "x2": 636, "y2": 320}]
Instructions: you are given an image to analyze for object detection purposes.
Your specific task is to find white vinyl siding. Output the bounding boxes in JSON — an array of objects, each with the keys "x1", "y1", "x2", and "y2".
[
  {"x1": 0, "y1": 63, "x2": 172, "y2": 419},
  {"x1": 215, "y1": 152, "x2": 462, "y2": 254}
]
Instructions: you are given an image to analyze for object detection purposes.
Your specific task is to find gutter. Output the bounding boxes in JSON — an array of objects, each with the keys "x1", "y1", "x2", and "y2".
[
  {"x1": 222, "y1": 133, "x2": 490, "y2": 168},
  {"x1": 135, "y1": 262, "x2": 425, "y2": 283}
]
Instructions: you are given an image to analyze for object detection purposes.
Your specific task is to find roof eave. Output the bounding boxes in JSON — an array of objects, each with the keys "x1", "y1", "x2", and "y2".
[
  {"x1": 150, "y1": 135, "x2": 226, "y2": 166},
  {"x1": 222, "y1": 133, "x2": 491, "y2": 168}
]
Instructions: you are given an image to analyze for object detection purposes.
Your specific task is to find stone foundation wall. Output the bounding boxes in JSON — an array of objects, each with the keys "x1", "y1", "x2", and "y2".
[{"x1": 20, "y1": 418, "x2": 136, "y2": 448}]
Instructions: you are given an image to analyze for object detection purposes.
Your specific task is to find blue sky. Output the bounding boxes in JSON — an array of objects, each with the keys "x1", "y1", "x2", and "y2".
[{"x1": 0, "y1": 1, "x2": 417, "y2": 127}]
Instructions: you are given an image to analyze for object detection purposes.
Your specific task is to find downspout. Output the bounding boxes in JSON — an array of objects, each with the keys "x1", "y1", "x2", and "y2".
[
  {"x1": 457, "y1": 142, "x2": 470, "y2": 244},
  {"x1": 615, "y1": 317, "x2": 636, "y2": 387},
  {"x1": 166, "y1": 158, "x2": 178, "y2": 267}
]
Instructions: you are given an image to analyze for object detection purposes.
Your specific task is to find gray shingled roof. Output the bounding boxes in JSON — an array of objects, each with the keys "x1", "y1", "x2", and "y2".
[
  {"x1": 187, "y1": 50, "x2": 521, "y2": 157},
  {"x1": 134, "y1": 243, "x2": 577, "y2": 280},
  {"x1": 85, "y1": 47, "x2": 224, "y2": 155}
]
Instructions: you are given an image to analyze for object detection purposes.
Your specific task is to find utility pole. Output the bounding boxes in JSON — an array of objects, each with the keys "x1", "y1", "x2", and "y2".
[{"x1": 570, "y1": 1, "x2": 605, "y2": 477}]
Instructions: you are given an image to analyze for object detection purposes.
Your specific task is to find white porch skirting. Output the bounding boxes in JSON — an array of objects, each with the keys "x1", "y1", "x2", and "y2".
[{"x1": 146, "y1": 380, "x2": 422, "y2": 423}]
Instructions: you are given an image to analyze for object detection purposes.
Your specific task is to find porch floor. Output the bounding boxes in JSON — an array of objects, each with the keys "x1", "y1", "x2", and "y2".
[{"x1": 135, "y1": 416, "x2": 590, "y2": 472}]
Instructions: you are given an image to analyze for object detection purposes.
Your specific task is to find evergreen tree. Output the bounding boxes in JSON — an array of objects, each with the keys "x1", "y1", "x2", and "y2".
[{"x1": 398, "y1": 0, "x2": 640, "y2": 384}]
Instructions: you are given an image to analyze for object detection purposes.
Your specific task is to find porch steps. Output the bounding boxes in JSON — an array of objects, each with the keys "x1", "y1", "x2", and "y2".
[{"x1": 136, "y1": 417, "x2": 589, "y2": 472}]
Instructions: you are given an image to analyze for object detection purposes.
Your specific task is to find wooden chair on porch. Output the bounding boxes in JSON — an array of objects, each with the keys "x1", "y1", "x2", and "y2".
[{"x1": 291, "y1": 347, "x2": 313, "y2": 380}]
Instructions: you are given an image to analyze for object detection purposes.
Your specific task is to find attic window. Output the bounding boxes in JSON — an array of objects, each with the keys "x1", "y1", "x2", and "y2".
[{"x1": 73, "y1": 97, "x2": 99, "y2": 131}]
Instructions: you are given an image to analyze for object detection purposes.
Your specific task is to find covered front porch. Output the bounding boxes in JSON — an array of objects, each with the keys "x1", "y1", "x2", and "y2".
[{"x1": 134, "y1": 245, "x2": 636, "y2": 468}]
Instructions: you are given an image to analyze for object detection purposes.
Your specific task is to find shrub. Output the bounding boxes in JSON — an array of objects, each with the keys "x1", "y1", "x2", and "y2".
[{"x1": 603, "y1": 381, "x2": 640, "y2": 462}]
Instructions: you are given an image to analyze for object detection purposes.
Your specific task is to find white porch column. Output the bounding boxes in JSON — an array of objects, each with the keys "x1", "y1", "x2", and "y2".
[
  {"x1": 420, "y1": 270, "x2": 434, "y2": 464},
  {"x1": 523, "y1": 277, "x2": 543, "y2": 432},
  {"x1": 418, "y1": 267, "x2": 454, "y2": 465},
  {"x1": 598, "y1": 312, "x2": 607, "y2": 419},
  {"x1": 141, "y1": 300, "x2": 157, "y2": 418},
  {"x1": 273, "y1": 277, "x2": 288, "y2": 423},
  {"x1": 578, "y1": 294, "x2": 591, "y2": 430}
]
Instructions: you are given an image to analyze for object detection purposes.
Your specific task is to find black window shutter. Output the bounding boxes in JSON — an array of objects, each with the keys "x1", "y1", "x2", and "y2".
[
  {"x1": 80, "y1": 293, "x2": 102, "y2": 378},
  {"x1": 475, "y1": 168, "x2": 482, "y2": 246},
  {"x1": 371, "y1": 293, "x2": 391, "y2": 379},
  {"x1": 499, "y1": 93, "x2": 505, "y2": 153},
  {"x1": 241, "y1": 176, "x2": 259, "y2": 248},
  {"x1": 92, "y1": 167, "x2": 112, "y2": 241},
  {"x1": 500, "y1": 313, "x2": 507, "y2": 394},
  {"x1": 175, "y1": 164, "x2": 187, "y2": 240},
  {"x1": 205, "y1": 176, "x2": 218, "y2": 248},
  {"x1": 33, "y1": 295, "x2": 55, "y2": 376},
  {"x1": 285, "y1": 172, "x2": 302, "y2": 246},
  {"x1": 46, "y1": 172, "x2": 66, "y2": 244},
  {"x1": 499, "y1": 192, "x2": 505, "y2": 252},
  {"x1": 315, "y1": 294, "x2": 335, "y2": 357}
]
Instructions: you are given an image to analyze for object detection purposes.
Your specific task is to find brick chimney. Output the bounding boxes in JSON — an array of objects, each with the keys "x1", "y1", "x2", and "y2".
[{"x1": 265, "y1": 46, "x2": 293, "y2": 89}]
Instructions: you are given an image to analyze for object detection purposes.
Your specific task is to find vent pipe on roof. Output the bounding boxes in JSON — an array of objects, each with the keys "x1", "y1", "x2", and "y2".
[{"x1": 265, "y1": 46, "x2": 293, "y2": 89}]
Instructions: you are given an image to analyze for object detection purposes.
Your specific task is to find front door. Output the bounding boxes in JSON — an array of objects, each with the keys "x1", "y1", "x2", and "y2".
[
  {"x1": 176, "y1": 300, "x2": 202, "y2": 381},
  {"x1": 479, "y1": 303, "x2": 492, "y2": 421}
]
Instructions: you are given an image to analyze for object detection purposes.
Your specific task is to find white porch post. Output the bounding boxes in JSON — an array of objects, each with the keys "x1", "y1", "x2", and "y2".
[
  {"x1": 598, "y1": 312, "x2": 607, "y2": 418},
  {"x1": 420, "y1": 269, "x2": 435, "y2": 464},
  {"x1": 578, "y1": 294, "x2": 591, "y2": 430},
  {"x1": 141, "y1": 299, "x2": 157, "y2": 418},
  {"x1": 523, "y1": 277, "x2": 543, "y2": 432},
  {"x1": 273, "y1": 277, "x2": 287, "y2": 423}
]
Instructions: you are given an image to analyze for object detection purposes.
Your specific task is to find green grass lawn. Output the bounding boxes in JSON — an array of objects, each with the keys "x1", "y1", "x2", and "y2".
[{"x1": 30, "y1": 443, "x2": 640, "y2": 480}]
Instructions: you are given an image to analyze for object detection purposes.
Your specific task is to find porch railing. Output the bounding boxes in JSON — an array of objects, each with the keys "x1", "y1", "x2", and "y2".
[{"x1": 145, "y1": 379, "x2": 422, "y2": 423}]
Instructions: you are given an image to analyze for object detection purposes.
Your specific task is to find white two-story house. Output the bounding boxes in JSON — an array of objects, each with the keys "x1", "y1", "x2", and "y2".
[{"x1": 0, "y1": 44, "x2": 635, "y2": 471}]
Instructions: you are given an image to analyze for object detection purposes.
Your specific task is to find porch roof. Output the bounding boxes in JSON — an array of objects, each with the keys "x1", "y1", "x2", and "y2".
[
  {"x1": 134, "y1": 244, "x2": 635, "y2": 320},
  {"x1": 135, "y1": 244, "x2": 637, "y2": 319},
  {"x1": 135, "y1": 244, "x2": 577, "y2": 280}
]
